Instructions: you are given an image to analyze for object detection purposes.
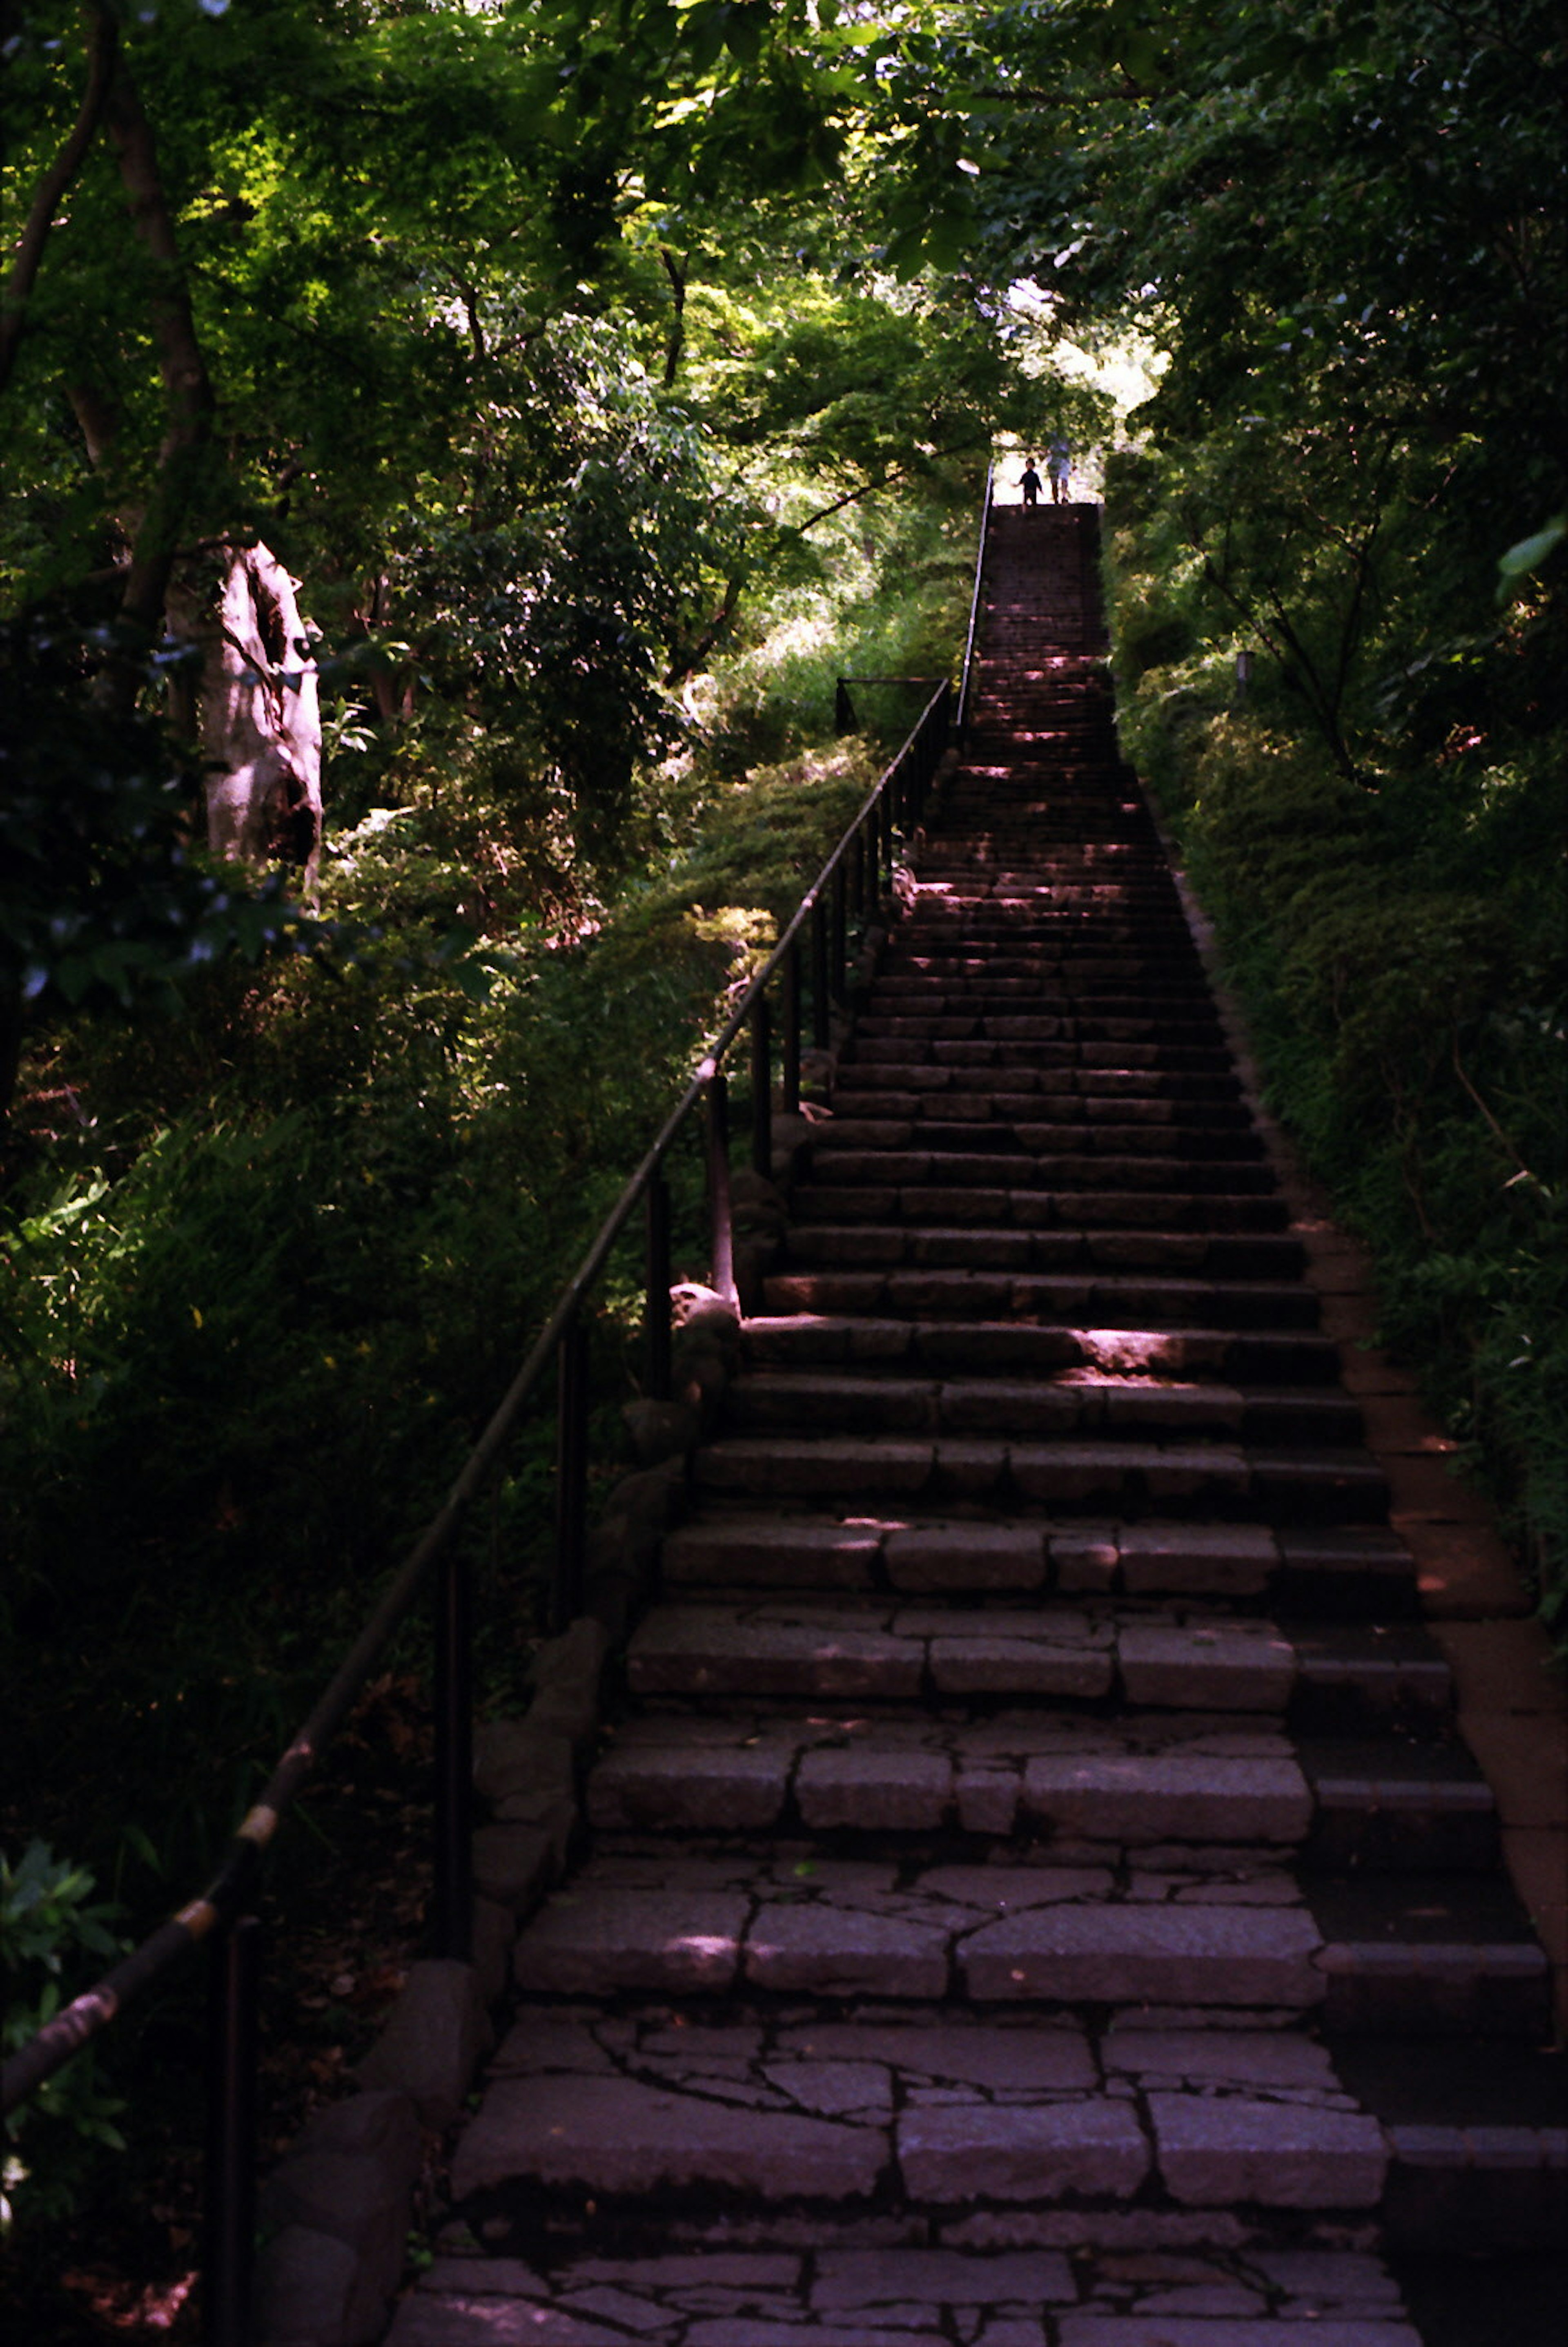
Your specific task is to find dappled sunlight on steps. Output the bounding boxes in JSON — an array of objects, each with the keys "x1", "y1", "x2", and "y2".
[{"x1": 386, "y1": 506, "x2": 1564, "y2": 2346}]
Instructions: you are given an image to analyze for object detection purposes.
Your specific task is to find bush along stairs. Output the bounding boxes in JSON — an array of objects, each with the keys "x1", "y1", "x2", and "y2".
[{"x1": 390, "y1": 507, "x2": 1567, "y2": 2345}]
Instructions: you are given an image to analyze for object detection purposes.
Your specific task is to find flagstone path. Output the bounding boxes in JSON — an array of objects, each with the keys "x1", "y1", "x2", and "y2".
[{"x1": 387, "y1": 506, "x2": 1564, "y2": 2345}]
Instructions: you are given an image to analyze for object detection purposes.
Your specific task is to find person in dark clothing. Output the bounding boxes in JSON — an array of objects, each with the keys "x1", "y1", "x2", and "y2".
[{"x1": 1020, "y1": 460, "x2": 1042, "y2": 509}]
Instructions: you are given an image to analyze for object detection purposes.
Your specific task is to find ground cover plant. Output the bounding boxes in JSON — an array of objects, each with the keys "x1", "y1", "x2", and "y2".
[{"x1": 4, "y1": 0, "x2": 1562, "y2": 2325}]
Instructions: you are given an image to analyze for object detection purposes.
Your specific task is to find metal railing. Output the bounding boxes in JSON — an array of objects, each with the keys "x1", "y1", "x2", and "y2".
[
  {"x1": 4, "y1": 463, "x2": 996, "y2": 2340},
  {"x1": 956, "y1": 459, "x2": 995, "y2": 740},
  {"x1": 2, "y1": 682, "x2": 954, "y2": 2343}
]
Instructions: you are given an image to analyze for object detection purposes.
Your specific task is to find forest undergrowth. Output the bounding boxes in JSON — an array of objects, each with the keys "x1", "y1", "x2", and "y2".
[
  {"x1": 1102, "y1": 455, "x2": 1568, "y2": 1639},
  {"x1": 0, "y1": 487, "x2": 973, "y2": 2326}
]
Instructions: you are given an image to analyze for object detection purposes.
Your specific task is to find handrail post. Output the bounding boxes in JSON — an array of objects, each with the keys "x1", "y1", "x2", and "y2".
[
  {"x1": 705, "y1": 1067, "x2": 735, "y2": 1304},
  {"x1": 810, "y1": 900, "x2": 830, "y2": 1049},
  {"x1": 203, "y1": 1910, "x2": 260, "y2": 2347},
  {"x1": 782, "y1": 941, "x2": 802, "y2": 1114},
  {"x1": 645, "y1": 1169, "x2": 672, "y2": 1401},
  {"x1": 432, "y1": 1533, "x2": 472, "y2": 1960},
  {"x1": 750, "y1": 995, "x2": 772, "y2": 1177},
  {"x1": 553, "y1": 1314, "x2": 589, "y2": 1631}
]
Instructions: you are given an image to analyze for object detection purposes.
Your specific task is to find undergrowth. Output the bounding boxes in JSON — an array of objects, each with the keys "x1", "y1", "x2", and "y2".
[
  {"x1": 1102, "y1": 462, "x2": 1568, "y2": 1630},
  {"x1": 0, "y1": 485, "x2": 970, "y2": 2272}
]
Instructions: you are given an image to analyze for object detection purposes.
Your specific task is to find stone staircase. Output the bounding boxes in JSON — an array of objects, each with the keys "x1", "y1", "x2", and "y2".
[{"x1": 390, "y1": 506, "x2": 1565, "y2": 2344}]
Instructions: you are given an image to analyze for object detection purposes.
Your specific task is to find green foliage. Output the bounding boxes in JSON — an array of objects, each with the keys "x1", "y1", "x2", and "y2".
[
  {"x1": 2, "y1": 1842, "x2": 127, "y2": 2229},
  {"x1": 0, "y1": 618, "x2": 319, "y2": 1101}
]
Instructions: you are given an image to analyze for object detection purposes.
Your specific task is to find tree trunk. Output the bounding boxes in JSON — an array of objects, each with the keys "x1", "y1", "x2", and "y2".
[{"x1": 184, "y1": 542, "x2": 323, "y2": 883}]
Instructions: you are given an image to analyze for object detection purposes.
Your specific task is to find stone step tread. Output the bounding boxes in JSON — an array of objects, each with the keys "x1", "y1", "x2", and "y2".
[
  {"x1": 782, "y1": 1229, "x2": 1306, "y2": 1278},
  {"x1": 825, "y1": 1097, "x2": 1255, "y2": 1130},
  {"x1": 660, "y1": 1510, "x2": 1412, "y2": 1606},
  {"x1": 693, "y1": 1431, "x2": 1389, "y2": 1525},
  {"x1": 847, "y1": 1041, "x2": 1237, "y2": 1073},
  {"x1": 624, "y1": 1602, "x2": 1445, "y2": 1718},
  {"x1": 724, "y1": 1368, "x2": 1360, "y2": 1441},
  {"x1": 740, "y1": 1316, "x2": 1336, "y2": 1374},
  {"x1": 789, "y1": 1190, "x2": 1294, "y2": 1235},
  {"x1": 829, "y1": 1080, "x2": 1249, "y2": 1110},
  {"x1": 454, "y1": 2006, "x2": 1386, "y2": 2211},
  {"x1": 447, "y1": 2002, "x2": 1550, "y2": 2231},
  {"x1": 806, "y1": 1123, "x2": 1264, "y2": 1161},
  {"x1": 392, "y1": 2242, "x2": 1428, "y2": 2347},
  {"x1": 760, "y1": 1272, "x2": 1315, "y2": 1327},
  {"x1": 797, "y1": 1158, "x2": 1275, "y2": 1196},
  {"x1": 580, "y1": 1724, "x2": 1486, "y2": 1852}
]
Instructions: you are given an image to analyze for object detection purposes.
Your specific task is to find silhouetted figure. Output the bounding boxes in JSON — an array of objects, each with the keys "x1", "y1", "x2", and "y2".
[
  {"x1": 1047, "y1": 437, "x2": 1071, "y2": 504},
  {"x1": 1020, "y1": 460, "x2": 1042, "y2": 509}
]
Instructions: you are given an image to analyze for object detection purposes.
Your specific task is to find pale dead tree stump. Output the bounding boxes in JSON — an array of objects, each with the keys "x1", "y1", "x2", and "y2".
[{"x1": 184, "y1": 540, "x2": 323, "y2": 887}]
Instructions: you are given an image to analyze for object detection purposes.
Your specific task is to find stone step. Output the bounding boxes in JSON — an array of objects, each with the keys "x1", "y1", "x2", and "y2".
[
  {"x1": 742, "y1": 1315, "x2": 1341, "y2": 1387},
  {"x1": 797, "y1": 1157, "x2": 1276, "y2": 1203},
  {"x1": 515, "y1": 1851, "x2": 1324, "y2": 2008},
  {"x1": 692, "y1": 1430, "x2": 1388, "y2": 1526},
  {"x1": 578, "y1": 1730, "x2": 1483, "y2": 1875},
  {"x1": 760, "y1": 1267, "x2": 1316, "y2": 1327},
  {"x1": 659, "y1": 1510, "x2": 1417, "y2": 1618},
  {"x1": 724, "y1": 1368, "x2": 1362, "y2": 1447},
  {"x1": 782, "y1": 1225, "x2": 1306, "y2": 1280},
  {"x1": 624, "y1": 1602, "x2": 1452, "y2": 1729},
  {"x1": 1299, "y1": 1740, "x2": 1499, "y2": 1872},
  {"x1": 828, "y1": 1066, "x2": 1247, "y2": 1101},
  {"x1": 806, "y1": 1120, "x2": 1264, "y2": 1163},
  {"x1": 846, "y1": 1037, "x2": 1236, "y2": 1074},
  {"x1": 1330, "y1": 2038, "x2": 1568, "y2": 2249},
  {"x1": 510, "y1": 1856, "x2": 1548, "y2": 2043},
  {"x1": 391, "y1": 2240, "x2": 1434, "y2": 2345},
  {"x1": 790, "y1": 1186, "x2": 1293, "y2": 1232},
  {"x1": 447, "y1": 2007, "x2": 1423, "y2": 2242},
  {"x1": 827, "y1": 1089, "x2": 1254, "y2": 1129},
  {"x1": 1306, "y1": 1874, "x2": 1552, "y2": 2036}
]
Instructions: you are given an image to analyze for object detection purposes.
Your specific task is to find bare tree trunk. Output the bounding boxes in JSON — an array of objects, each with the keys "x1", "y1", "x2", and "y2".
[{"x1": 184, "y1": 543, "x2": 323, "y2": 884}]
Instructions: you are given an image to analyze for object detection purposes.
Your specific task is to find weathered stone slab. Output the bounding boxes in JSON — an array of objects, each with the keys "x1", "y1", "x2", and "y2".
[
  {"x1": 1020, "y1": 1753, "x2": 1312, "y2": 1845},
  {"x1": 512, "y1": 1889, "x2": 745, "y2": 1994},
  {"x1": 1118, "y1": 1622, "x2": 1296, "y2": 1711},
  {"x1": 1119, "y1": 1522, "x2": 1275, "y2": 1596},
  {"x1": 1149, "y1": 2093, "x2": 1389, "y2": 2207},
  {"x1": 355, "y1": 1959, "x2": 492, "y2": 2129},
  {"x1": 627, "y1": 1609, "x2": 919, "y2": 1699},
  {"x1": 885, "y1": 1522, "x2": 1046, "y2": 1591},
  {"x1": 963, "y1": 1905, "x2": 1325, "y2": 2007},
  {"x1": 1102, "y1": 2031, "x2": 1339, "y2": 2090},
  {"x1": 811, "y1": 2246, "x2": 1075, "y2": 2305},
  {"x1": 899, "y1": 2099, "x2": 1150, "y2": 2200},
  {"x1": 586, "y1": 1741, "x2": 791, "y2": 1832},
  {"x1": 450, "y1": 2075, "x2": 885, "y2": 2200},
  {"x1": 775, "y1": 2019, "x2": 1096, "y2": 2094},
  {"x1": 931, "y1": 1633, "x2": 1114, "y2": 1698},
  {"x1": 744, "y1": 1904, "x2": 950, "y2": 1997},
  {"x1": 797, "y1": 1746, "x2": 953, "y2": 1831},
  {"x1": 697, "y1": 1435, "x2": 935, "y2": 1498},
  {"x1": 661, "y1": 1518, "x2": 884, "y2": 1589}
]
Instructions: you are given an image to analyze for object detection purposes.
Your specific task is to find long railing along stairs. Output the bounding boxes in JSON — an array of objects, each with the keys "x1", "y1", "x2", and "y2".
[{"x1": 388, "y1": 504, "x2": 1566, "y2": 2344}]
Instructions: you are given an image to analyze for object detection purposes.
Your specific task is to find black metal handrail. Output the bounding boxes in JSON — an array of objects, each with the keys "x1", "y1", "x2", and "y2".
[
  {"x1": 956, "y1": 459, "x2": 995, "y2": 740},
  {"x1": 2, "y1": 671, "x2": 956, "y2": 2342}
]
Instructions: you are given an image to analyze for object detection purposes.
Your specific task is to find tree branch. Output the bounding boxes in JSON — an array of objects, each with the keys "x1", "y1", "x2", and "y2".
[
  {"x1": 0, "y1": 2, "x2": 119, "y2": 393},
  {"x1": 101, "y1": 49, "x2": 217, "y2": 651}
]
